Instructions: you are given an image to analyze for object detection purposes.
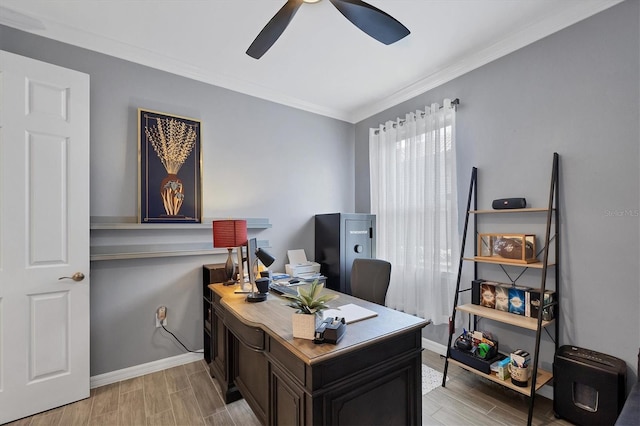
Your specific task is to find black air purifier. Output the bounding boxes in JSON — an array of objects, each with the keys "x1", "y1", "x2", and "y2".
[{"x1": 554, "y1": 345, "x2": 627, "y2": 425}]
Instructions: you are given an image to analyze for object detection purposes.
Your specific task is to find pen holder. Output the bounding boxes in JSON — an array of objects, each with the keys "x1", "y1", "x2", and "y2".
[
  {"x1": 256, "y1": 277, "x2": 270, "y2": 294},
  {"x1": 260, "y1": 270, "x2": 272, "y2": 280},
  {"x1": 508, "y1": 363, "x2": 531, "y2": 387}
]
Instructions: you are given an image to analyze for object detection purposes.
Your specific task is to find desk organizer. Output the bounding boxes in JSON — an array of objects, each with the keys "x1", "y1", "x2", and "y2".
[{"x1": 450, "y1": 347, "x2": 506, "y2": 375}]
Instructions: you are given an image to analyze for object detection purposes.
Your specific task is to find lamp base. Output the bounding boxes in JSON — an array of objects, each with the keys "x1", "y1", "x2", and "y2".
[
  {"x1": 223, "y1": 248, "x2": 236, "y2": 286},
  {"x1": 246, "y1": 292, "x2": 267, "y2": 303}
]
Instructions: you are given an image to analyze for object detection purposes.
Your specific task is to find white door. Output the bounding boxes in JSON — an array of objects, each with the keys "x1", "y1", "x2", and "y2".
[{"x1": 0, "y1": 50, "x2": 90, "y2": 423}]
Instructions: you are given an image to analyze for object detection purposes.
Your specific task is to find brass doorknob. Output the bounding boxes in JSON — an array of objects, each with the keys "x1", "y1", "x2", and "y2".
[{"x1": 58, "y1": 272, "x2": 85, "y2": 282}]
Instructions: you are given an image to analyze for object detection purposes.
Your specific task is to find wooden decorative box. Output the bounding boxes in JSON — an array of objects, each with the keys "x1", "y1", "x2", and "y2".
[{"x1": 478, "y1": 234, "x2": 537, "y2": 264}]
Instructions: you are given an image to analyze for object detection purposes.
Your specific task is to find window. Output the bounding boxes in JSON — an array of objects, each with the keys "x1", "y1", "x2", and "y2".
[{"x1": 369, "y1": 100, "x2": 458, "y2": 324}]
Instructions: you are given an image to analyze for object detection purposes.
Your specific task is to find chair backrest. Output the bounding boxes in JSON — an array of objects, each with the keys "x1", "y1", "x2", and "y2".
[{"x1": 350, "y1": 258, "x2": 391, "y2": 305}]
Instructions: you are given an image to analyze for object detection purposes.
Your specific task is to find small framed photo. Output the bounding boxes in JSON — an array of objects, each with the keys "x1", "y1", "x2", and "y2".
[{"x1": 138, "y1": 109, "x2": 202, "y2": 223}]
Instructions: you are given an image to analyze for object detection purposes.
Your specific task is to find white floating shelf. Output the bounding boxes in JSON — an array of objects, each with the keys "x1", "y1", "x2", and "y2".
[{"x1": 90, "y1": 217, "x2": 271, "y2": 261}]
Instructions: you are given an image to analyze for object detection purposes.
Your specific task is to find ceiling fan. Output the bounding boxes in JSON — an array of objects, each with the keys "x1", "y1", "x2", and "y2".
[{"x1": 246, "y1": 0, "x2": 410, "y2": 59}]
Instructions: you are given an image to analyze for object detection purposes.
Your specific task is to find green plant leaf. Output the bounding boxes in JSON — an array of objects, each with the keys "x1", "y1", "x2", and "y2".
[{"x1": 280, "y1": 279, "x2": 338, "y2": 315}]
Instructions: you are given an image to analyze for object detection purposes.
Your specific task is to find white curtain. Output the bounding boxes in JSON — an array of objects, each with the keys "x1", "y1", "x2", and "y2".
[{"x1": 369, "y1": 99, "x2": 459, "y2": 325}]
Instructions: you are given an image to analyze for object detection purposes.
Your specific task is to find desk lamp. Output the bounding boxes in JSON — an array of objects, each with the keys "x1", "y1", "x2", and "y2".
[
  {"x1": 212, "y1": 219, "x2": 247, "y2": 285},
  {"x1": 247, "y1": 247, "x2": 276, "y2": 303}
]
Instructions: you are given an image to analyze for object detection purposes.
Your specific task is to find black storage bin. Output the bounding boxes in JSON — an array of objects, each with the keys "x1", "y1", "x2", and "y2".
[{"x1": 450, "y1": 347, "x2": 506, "y2": 374}]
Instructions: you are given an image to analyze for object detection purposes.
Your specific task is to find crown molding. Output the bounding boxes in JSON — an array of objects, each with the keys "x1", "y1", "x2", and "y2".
[
  {"x1": 0, "y1": 5, "x2": 45, "y2": 30},
  {"x1": 2, "y1": 0, "x2": 622, "y2": 124},
  {"x1": 1, "y1": 10, "x2": 353, "y2": 122},
  {"x1": 349, "y1": 0, "x2": 623, "y2": 123}
]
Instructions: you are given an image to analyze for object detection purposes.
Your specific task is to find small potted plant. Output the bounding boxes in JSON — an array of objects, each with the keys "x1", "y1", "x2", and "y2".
[{"x1": 282, "y1": 279, "x2": 338, "y2": 340}]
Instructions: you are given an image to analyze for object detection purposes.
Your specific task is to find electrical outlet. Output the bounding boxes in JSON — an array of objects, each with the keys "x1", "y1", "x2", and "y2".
[{"x1": 156, "y1": 306, "x2": 167, "y2": 328}]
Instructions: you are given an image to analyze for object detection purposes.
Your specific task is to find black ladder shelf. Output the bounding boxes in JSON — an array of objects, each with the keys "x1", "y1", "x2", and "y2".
[{"x1": 442, "y1": 153, "x2": 559, "y2": 426}]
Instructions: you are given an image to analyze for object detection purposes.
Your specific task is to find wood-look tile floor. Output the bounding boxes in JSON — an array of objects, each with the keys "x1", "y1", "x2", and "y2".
[
  {"x1": 7, "y1": 350, "x2": 573, "y2": 426},
  {"x1": 6, "y1": 359, "x2": 259, "y2": 426},
  {"x1": 421, "y1": 350, "x2": 572, "y2": 426}
]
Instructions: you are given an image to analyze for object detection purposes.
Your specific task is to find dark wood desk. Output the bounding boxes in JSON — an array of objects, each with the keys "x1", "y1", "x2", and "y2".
[{"x1": 206, "y1": 283, "x2": 429, "y2": 425}]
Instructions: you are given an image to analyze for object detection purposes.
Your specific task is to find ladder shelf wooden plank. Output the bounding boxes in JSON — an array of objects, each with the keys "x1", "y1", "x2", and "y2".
[
  {"x1": 455, "y1": 304, "x2": 554, "y2": 331},
  {"x1": 447, "y1": 359, "x2": 553, "y2": 396},
  {"x1": 464, "y1": 257, "x2": 555, "y2": 268}
]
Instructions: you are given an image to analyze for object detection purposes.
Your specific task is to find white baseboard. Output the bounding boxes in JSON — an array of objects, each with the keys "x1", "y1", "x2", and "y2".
[
  {"x1": 422, "y1": 338, "x2": 447, "y2": 356},
  {"x1": 90, "y1": 352, "x2": 204, "y2": 389},
  {"x1": 92, "y1": 340, "x2": 555, "y2": 400},
  {"x1": 420, "y1": 338, "x2": 553, "y2": 400}
]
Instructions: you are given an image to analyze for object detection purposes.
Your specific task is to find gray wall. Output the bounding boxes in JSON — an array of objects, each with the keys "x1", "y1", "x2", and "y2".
[
  {"x1": 356, "y1": 0, "x2": 640, "y2": 384},
  {"x1": 0, "y1": 25, "x2": 354, "y2": 375}
]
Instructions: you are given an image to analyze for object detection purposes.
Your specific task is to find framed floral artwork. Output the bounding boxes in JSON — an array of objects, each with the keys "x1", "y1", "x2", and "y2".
[{"x1": 138, "y1": 109, "x2": 202, "y2": 223}]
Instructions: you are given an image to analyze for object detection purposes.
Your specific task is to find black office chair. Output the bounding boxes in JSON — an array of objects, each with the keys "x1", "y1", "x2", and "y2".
[{"x1": 349, "y1": 258, "x2": 392, "y2": 305}]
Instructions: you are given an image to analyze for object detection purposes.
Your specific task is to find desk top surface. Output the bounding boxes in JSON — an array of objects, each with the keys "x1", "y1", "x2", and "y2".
[{"x1": 209, "y1": 283, "x2": 430, "y2": 365}]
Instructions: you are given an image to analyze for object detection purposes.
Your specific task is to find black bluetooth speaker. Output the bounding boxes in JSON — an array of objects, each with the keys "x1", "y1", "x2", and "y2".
[{"x1": 492, "y1": 198, "x2": 526, "y2": 209}]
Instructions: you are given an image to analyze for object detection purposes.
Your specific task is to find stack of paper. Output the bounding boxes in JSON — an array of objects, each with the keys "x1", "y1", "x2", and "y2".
[
  {"x1": 322, "y1": 303, "x2": 378, "y2": 324},
  {"x1": 285, "y1": 249, "x2": 320, "y2": 277}
]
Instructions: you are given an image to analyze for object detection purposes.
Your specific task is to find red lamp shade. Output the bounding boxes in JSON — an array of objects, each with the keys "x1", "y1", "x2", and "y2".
[{"x1": 213, "y1": 220, "x2": 248, "y2": 248}]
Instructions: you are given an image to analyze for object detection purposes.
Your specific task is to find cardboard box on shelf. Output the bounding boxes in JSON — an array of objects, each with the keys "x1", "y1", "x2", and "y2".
[
  {"x1": 494, "y1": 284, "x2": 510, "y2": 312},
  {"x1": 510, "y1": 349, "x2": 531, "y2": 367},
  {"x1": 471, "y1": 279, "x2": 485, "y2": 305},
  {"x1": 490, "y1": 357, "x2": 511, "y2": 380},
  {"x1": 480, "y1": 282, "x2": 496, "y2": 309},
  {"x1": 527, "y1": 289, "x2": 556, "y2": 320},
  {"x1": 508, "y1": 286, "x2": 529, "y2": 316}
]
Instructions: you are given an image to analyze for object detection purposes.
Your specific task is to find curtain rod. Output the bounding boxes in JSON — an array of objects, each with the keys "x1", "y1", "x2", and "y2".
[
  {"x1": 407, "y1": 98, "x2": 459, "y2": 118},
  {"x1": 373, "y1": 98, "x2": 460, "y2": 134}
]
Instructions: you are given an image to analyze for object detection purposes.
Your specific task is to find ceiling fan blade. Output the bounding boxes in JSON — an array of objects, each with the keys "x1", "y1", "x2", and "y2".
[
  {"x1": 329, "y1": 0, "x2": 409, "y2": 45},
  {"x1": 246, "y1": 0, "x2": 304, "y2": 59}
]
